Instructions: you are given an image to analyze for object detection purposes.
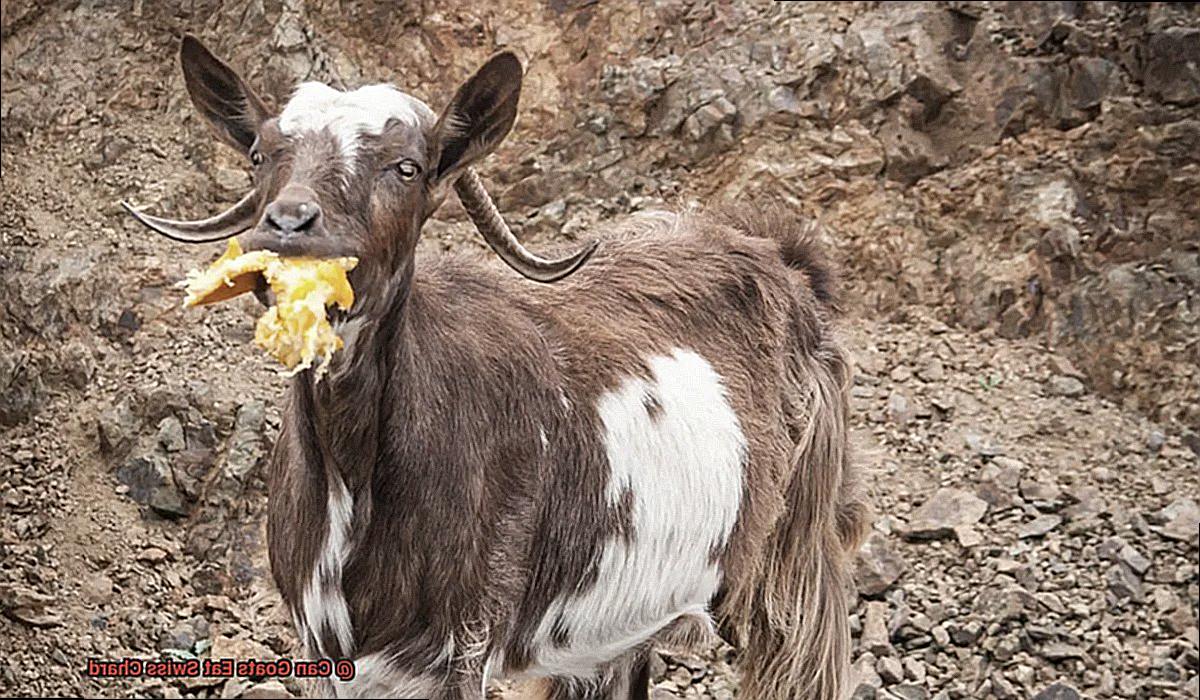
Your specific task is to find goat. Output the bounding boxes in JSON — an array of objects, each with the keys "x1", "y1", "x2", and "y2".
[{"x1": 125, "y1": 35, "x2": 869, "y2": 700}]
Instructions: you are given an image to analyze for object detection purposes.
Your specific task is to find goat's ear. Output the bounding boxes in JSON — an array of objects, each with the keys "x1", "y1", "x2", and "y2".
[
  {"x1": 180, "y1": 35, "x2": 270, "y2": 156},
  {"x1": 431, "y1": 52, "x2": 522, "y2": 184}
]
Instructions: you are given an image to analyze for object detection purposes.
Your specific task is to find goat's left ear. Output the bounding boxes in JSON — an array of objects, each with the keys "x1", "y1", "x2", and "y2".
[
  {"x1": 180, "y1": 35, "x2": 270, "y2": 156},
  {"x1": 431, "y1": 52, "x2": 523, "y2": 185}
]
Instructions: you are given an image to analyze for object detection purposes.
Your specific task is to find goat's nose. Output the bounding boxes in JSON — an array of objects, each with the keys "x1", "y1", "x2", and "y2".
[{"x1": 264, "y1": 199, "x2": 321, "y2": 235}]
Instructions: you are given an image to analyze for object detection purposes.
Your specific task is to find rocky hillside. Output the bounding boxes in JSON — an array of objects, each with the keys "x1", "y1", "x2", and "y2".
[{"x1": 1, "y1": 1, "x2": 1196, "y2": 698}]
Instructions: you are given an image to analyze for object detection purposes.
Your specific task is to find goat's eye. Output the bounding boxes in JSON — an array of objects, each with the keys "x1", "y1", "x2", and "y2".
[
  {"x1": 393, "y1": 159, "x2": 422, "y2": 181},
  {"x1": 250, "y1": 149, "x2": 264, "y2": 166}
]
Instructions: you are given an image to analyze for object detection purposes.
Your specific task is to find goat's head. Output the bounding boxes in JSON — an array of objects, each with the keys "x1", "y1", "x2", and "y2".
[{"x1": 125, "y1": 35, "x2": 595, "y2": 305}]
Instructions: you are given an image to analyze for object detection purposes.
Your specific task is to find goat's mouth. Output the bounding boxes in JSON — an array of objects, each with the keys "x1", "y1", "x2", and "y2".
[
  {"x1": 245, "y1": 275, "x2": 349, "y2": 326},
  {"x1": 236, "y1": 229, "x2": 362, "y2": 313},
  {"x1": 240, "y1": 228, "x2": 361, "y2": 261}
]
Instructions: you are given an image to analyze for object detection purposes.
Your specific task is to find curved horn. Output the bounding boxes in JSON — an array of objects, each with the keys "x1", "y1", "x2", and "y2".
[
  {"x1": 454, "y1": 168, "x2": 597, "y2": 283},
  {"x1": 121, "y1": 189, "x2": 261, "y2": 243}
]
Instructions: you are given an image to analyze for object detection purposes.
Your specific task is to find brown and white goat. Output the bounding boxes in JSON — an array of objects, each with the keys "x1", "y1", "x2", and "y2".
[{"x1": 125, "y1": 35, "x2": 869, "y2": 700}]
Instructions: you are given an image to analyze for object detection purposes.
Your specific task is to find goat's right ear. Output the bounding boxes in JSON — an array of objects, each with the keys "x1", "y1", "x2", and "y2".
[
  {"x1": 180, "y1": 35, "x2": 269, "y2": 156},
  {"x1": 431, "y1": 52, "x2": 523, "y2": 185}
]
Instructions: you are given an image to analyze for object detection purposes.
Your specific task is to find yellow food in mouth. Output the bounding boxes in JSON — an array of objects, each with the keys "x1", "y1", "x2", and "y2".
[{"x1": 182, "y1": 239, "x2": 358, "y2": 378}]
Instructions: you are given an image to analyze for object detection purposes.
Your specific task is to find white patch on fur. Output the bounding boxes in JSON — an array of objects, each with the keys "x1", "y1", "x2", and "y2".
[
  {"x1": 527, "y1": 348, "x2": 746, "y2": 678},
  {"x1": 539, "y1": 425, "x2": 549, "y2": 450},
  {"x1": 300, "y1": 473, "x2": 355, "y2": 658},
  {"x1": 439, "y1": 634, "x2": 457, "y2": 665},
  {"x1": 558, "y1": 387, "x2": 572, "y2": 412},
  {"x1": 278, "y1": 82, "x2": 435, "y2": 172},
  {"x1": 481, "y1": 651, "x2": 504, "y2": 697},
  {"x1": 332, "y1": 651, "x2": 440, "y2": 699}
]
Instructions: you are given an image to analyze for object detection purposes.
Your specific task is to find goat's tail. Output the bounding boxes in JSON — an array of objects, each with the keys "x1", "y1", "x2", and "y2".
[{"x1": 714, "y1": 205, "x2": 870, "y2": 700}]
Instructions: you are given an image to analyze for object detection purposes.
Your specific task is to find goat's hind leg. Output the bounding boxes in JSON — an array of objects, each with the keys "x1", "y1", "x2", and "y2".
[{"x1": 518, "y1": 650, "x2": 651, "y2": 700}]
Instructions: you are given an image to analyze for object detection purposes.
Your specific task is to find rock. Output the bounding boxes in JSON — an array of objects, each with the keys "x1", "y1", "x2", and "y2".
[
  {"x1": 115, "y1": 452, "x2": 170, "y2": 504},
  {"x1": 916, "y1": 358, "x2": 944, "y2": 383},
  {"x1": 681, "y1": 95, "x2": 738, "y2": 160},
  {"x1": 1185, "y1": 678, "x2": 1199, "y2": 700},
  {"x1": 862, "y1": 601, "x2": 892, "y2": 655},
  {"x1": 1146, "y1": 430, "x2": 1166, "y2": 453},
  {"x1": 0, "y1": 584, "x2": 61, "y2": 628},
  {"x1": 1143, "y1": 27, "x2": 1200, "y2": 106},
  {"x1": 765, "y1": 85, "x2": 805, "y2": 125},
  {"x1": 962, "y1": 431, "x2": 1001, "y2": 457},
  {"x1": 1032, "y1": 681, "x2": 1082, "y2": 700},
  {"x1": 988, "y1": 456, "x2": 1027, "y2": 480},
  {"x1": 1046, "y1": 375, "x2": 1085, "y2": 397},
  {"x1": 878, "y1": 118, "x2": 944, "y2": 185},
  {"x1": 0, "y1": 348, "x2": 44, "y2": 427},
  {"x1": 977, "y1": 457, "x2": 1024, "y2": 509},
  {"x1": 1039, "y1": 642, "x2": 1085, "y2": 661},
  {"x1": 539, "y1": 199, "x2": 567, "y2": 224},
  {"x1": 902, "y1": 657, "x2": 926, "y2": 684},
  {"x1": 886, "y1": 391, "x2": 912, "y2": 425},
  {"x1": 1066, "y1": 56, "x2": 1116, "y2": 112},
  {"x1": 97, "y1": 399, "x2": 139, "y2": 456},
  {"x1": 212, "y1": 165, "x2": 250, "y2": 194},
  {"x1": 1018, "y1": 514, "x2": 1062, "y2": 539},
  {"x1": 159, "y1": 620, "x2": 200, "y2": 652},
  {"x1": 854, "y1": 532, "x2": 907, "y2": 596},
  {"x1": 877, "y1": 656, "x2": 904, "y2": 684},
  {"x1": 831, "y1": 133, "x2": 886, "y2": 177},
  {"x1": 157, "y1": 417, "x2": 186, "y2": 453},
  {"x1": 1047, "y1": 355, "x2": 1083, "y2": 380},
  {"x1": 185, "y1": 413, "x2": 219, "y2": 449},
  {"x1": 1018, "y1": 479, "x2": 1062, "y2": 506},
  {"x1": 4, "y1": 605, "x2": 63, "y2": 628},
  {"x1": 171, "y1": 446, "x2": 218, "y2": 501},
  {"x1": 887, "y1": 684, "x2": 928, "y2": 700},
  {"x1": 851, "y1": 654, "x2": 882, "y2": 700},
  {"x1": 901, "y1": 489, "x2": 988, "y2": 540},
  {"x1": 224, "y1": 401, "x2": 266, "y2": 482},
  {"x1": 116, "y1": 452, "x2": 188, "y2": 518},
  {"x1": 138, "y1": 546, "x2": 169, "y2": 563},
  {"x1": 977, "y1": 585, "x2": 1041, "y2": 623},
  {"x1": 1106, "y1": 563, "x2": 1145, "y2": 603},
  {"x1": 1063, "y1": 485, "x2": 1108, "y2": 519},
  {"x1": 953, "y1": 525, "x2": 983, "y2": 548},
  {"x1": 151, "y1": 493, "x2": 186, "y2": 522},
  {"x1": 239, "y1": 680, "x2": 294, "y2": 699},
  {"x1": 1151, "y1": 498, "x2": 1200, "y2": 548},
  {"x1": 79, "y1": 574, "x2": 114, "y2": 606},
  {"x1": 221, "y1": 678, "x2": 252, "y2": 698},
  {"x1": 210, "y1": 634, "x2": 273, "y2": 663},
  {"x1": 56, "y1": 339, "x2": 95, "y2": 389},
  {"x1": 1150, "y1": 475, "x2": 1172, "y2": 496},
  {"x1": 894, "y1": 611, "x2": 931, "y2": 640},
  {"x1": 1117, "y1": 543, "x2": 1151, "y2": 576}
]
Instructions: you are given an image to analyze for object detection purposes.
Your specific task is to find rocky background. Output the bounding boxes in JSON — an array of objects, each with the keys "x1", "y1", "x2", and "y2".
[{"x1": 1, "y1": 1, "x2": 1197, "y2": 698}]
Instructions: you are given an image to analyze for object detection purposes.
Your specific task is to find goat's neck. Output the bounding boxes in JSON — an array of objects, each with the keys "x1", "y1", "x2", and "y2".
[{"x1": 294, "y1": 259, "x2": 414, "y2": 493}]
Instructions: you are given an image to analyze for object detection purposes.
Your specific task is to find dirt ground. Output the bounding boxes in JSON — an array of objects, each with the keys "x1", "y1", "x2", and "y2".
[{"x1": 1, "y1": 1, "x2": 1197, "y2": 699}]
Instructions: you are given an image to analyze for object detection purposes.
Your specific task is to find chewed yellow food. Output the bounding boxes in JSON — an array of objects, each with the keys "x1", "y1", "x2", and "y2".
[{"x1": 182, "y1": 239, "x2": 358, "y2": 378}]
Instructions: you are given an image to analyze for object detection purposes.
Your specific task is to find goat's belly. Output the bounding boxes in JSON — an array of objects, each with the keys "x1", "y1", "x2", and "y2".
[{"x1": 526, "y1": 348, "x2": 747, "y2": 678}]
